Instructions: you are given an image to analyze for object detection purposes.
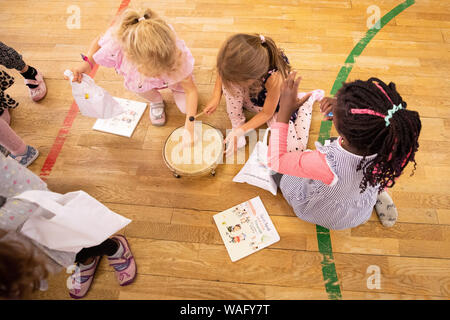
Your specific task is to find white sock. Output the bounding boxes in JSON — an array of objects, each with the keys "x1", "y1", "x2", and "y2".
[
  {"x1": 375, "y1": 191, "x2": 398, "y2": 227},
  {"x1": 79, "y1": 259, "x2": 96, "y2": 271}
]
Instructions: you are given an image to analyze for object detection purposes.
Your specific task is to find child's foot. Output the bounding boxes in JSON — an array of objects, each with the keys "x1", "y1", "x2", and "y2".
[
  {"x1": 69, "y1": 256, "x2": 102, "y2": 299},
  {"x1": 107, "y1": 235, "x2": 137, "y2": 286},
  {"x1": 23, "y1": 69, "x2": 47, "y2": 102},
  {"x1": 8, "y1": 145, "x2": 39, "y2": 167},
  {"x1": 149, "y1": 101, "x2": 166, "y2": 126},
  {"x1": 237, "y1": 135, "x2": 246, "y2": 149},
  {"x1": 375, "y1": 191, "x2": 398, "y2": 227}
]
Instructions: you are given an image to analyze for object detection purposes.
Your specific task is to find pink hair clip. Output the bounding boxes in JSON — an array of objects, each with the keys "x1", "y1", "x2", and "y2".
[
  {"x1": 373, "y1": 81, "x2": 393, "y2": 104},
  {"x1": 259, "y1": 34, "x2": 266, "y2": 43}
]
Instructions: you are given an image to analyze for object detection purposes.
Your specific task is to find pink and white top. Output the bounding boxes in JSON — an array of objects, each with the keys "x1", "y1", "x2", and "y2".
[
  {"x1": 268, "y1": 122, "x2": 337, "y2": 185},
  {"x1": 93, "y1": 27, "x2": 195, "y2": 93},
  {"x1": 268, "y1": 122, "x2": 380, "y2": 230}
]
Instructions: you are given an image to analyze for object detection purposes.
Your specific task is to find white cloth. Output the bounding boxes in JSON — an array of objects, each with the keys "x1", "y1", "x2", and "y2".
[
  {"x1": 14, "y1": 190, "x2": 131, "y2": 253},
  {"x1": 233, "y1": 128, "x2": 277, "y2": 195},
  {"x1": 64, "y1": 69, "x2": 124, "y2": 119}
]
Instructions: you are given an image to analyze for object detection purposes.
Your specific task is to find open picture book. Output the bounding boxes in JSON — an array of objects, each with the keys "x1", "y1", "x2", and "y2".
[
  {"x1": 92, "y1": 97, "x2": 147, "y2": 138},
  {"x1": 213, "y1": 196, "x2": 280, "y2": 262}
]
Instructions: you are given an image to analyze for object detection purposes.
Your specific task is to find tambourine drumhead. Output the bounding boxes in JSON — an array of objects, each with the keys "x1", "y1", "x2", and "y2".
[{"x1": 163, "y1": 123, "x2": 223, "y2": 176}]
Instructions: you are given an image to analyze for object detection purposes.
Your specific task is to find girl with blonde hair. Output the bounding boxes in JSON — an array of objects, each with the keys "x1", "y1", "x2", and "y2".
[{"x1": 68, "y1": 8, "x2": 198, "y2": 143}]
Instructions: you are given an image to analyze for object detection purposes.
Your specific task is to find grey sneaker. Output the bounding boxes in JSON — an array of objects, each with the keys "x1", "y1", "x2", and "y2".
[{"x1": 9, "y1": 145, "x2": 39, "y2": 167}]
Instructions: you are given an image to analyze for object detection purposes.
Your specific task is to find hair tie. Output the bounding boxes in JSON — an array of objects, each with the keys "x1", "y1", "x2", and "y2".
[
  {"x1": 384, "y1": 104, "x2": 403, "y2": 127},
  {"x1": 259, "y1": 34, "x2": 266, "y2": 44},
  {"x1": 373, "y1": 81, "x2": 393, "y2": 104},
  {"x1": 350, "y1": 104, "x2": 403, "y2": 127}
]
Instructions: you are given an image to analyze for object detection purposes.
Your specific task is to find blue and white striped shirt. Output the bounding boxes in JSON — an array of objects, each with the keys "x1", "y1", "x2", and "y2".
[{"x1": 279, "y1": 139, "x2": 379, "y2": 230}]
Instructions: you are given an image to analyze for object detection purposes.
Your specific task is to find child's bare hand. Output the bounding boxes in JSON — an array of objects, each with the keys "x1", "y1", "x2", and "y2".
[
  {"x1": 278, "y1": 71, "x2": 311, "y2": 122},
  {"x1": 224, "y1": 128, "x2": 244, "y2": 157},
  {"x1": 64, "y1": 62, "x2": 91, "y2": 83},
  {"x1": 204, "y1": 99, "x2": 219, "y2": 115},
  {"x1": 279, "y1": 71, "x2": 301, "y2": 114},
  {"x1": 319, "y1": 97, "x2": 337, "y2": 119}
]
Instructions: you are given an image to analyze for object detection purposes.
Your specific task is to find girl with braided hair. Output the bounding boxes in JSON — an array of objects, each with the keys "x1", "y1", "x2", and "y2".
[{"x1": 268, "y1": 72, "x2": 421, "y2": 230}]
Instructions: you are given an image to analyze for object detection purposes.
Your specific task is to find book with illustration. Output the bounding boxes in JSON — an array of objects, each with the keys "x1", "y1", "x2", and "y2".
[
  {"x1": 92, "y1": 97, "x2": 147, "y2": 138},
  {"x1": 213, "y1": 196, "x2": 280, "y2": 262}
]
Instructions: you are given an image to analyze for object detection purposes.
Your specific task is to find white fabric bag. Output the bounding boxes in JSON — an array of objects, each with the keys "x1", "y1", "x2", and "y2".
[
  {"x1": 64, "y1": 69, "x2": 124, "y2": 119},
  {"x1": 14, "y1": 190, "x2": 131, "y2": 253},
  {"x1": 232, "y1": 128, "x2": 277, "y2": 195}
]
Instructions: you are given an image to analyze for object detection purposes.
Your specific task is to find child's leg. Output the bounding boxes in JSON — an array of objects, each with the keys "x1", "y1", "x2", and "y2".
[
  {"x1": 0, "y1": 42, "x2": 47, "y2": 101},
  {"x1": 69, "y1": 235, "x2": 136, "y2": 298},
  {"x1": 137, "y1": 89, "x2": 163, "y2": 103},
  {"x1": 287, "y1": 90, "x2": 324, "y2": 152},
  {"x1": 223, "y1": 84, "x2": 249, "y2": 148},
  {"x1": 1, "y1": 109, "x2": 10, "y2": 124},
  {"x1": 168, "y1": 82, "x2": 186, "y2": 114},
  {"x1": 0, "y1": 41, "x2": 26, "y2": 71},
  {"x1": 0, "y1": 110, "x2": 27, "y2": 156},
  {"x1": 75, "y1": 238, "x2": 120, "y2": 264},
  {"x1": 223, "y1": 84, "x2": 247, "y2": 129},
  {"x1": 69, "y1": 238, "x2": 120, "y2": 299},
  {"x1": 0, "y1": 153, "x2": 47, "y2": 231},
  {"x1": 137, "y1": 89, "x2": 166, "y2": 126}
]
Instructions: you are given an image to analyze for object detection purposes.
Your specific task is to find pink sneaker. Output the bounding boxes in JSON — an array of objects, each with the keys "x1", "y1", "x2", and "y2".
[
  {"x1": 149, "y1": 101, "x2": 166, "y2": 126},
  {"x1": 68, "y1": 256, "x2": 102, "y2": 299},
  {"x1": 24, "y1": 71, "x2": 47, "y2": 102},
  {"x1": 107, "y1": 235, "x2": 137, "y2": 286}
]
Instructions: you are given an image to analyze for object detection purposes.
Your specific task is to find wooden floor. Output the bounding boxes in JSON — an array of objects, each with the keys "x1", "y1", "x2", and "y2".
[{"x1": 1, "y1": 0, "x2": 449, "y2": 299}]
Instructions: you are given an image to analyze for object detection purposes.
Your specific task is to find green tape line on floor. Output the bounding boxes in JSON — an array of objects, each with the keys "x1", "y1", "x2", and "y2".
[{"x1": 315, "y1": 0, "x2": 415, "y2": 300}]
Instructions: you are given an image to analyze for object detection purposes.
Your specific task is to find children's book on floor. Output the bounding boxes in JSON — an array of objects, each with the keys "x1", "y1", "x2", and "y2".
[
  {"x1": 92, "y1": 97, "x2": 147, "y2": 138},
  {"x1": 213, "y1": 196, "x2": 280, "y2": 262}
]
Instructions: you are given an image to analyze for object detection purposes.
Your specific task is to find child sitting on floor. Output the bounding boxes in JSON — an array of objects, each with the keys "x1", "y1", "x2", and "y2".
[{"x1": 269, "y1": 72, "x2": 421, "y2": 230}]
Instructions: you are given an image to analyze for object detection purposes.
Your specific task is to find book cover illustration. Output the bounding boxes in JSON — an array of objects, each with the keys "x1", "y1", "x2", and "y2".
[
  {"x1": 92, "y1": 97, "x2": 147, "y2": 138},
  {"x1": 213, "y1": 196, "x2": 280, "y2": 262}
]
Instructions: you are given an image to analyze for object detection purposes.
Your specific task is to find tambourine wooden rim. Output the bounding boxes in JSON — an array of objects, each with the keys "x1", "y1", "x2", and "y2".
[{"x1": 162, "y1": 123, "x2": 223, "y2": 177}]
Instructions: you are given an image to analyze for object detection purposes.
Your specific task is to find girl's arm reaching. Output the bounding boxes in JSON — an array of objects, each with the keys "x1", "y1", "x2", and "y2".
[
  {"x1": 68, "y1": 35, "x2": 101, "y2": 83},
  {"x1": 268, "y1": 72, "x2": 337, "y2": 185},
  {"x1": 204, "y1": 73, "x2": 223, "y2": 115},
  {"x1": 240, "y1": 72, "x2": 282, "y2": 133},
  {"x1": 181, "y1": 75, "x2": 199, "y2": 145},
  {"x1": 224, "y1": 73, "x2": 281, "y2": 155}
]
